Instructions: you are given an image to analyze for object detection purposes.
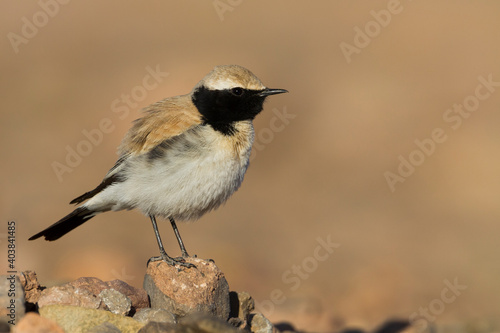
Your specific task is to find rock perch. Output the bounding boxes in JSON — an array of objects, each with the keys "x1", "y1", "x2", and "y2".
[{"x1": 144, "y1": 257, "x2": 230, "y2": 320}]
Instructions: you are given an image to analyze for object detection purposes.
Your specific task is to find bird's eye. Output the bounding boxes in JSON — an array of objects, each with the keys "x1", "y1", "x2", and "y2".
[{"x1": 231, "y1": 87, "x2": 244, "y2": 96}]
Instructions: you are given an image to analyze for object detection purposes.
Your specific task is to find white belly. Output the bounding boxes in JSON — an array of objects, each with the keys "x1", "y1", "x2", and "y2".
[{"x1": 85, "y1": 123, "x2": 253, "y2": 221}]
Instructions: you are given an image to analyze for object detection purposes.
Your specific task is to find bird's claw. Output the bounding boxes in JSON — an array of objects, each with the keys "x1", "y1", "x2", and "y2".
[{"x1": 148, "y1": 253, "x2": 196, "y2": 269}]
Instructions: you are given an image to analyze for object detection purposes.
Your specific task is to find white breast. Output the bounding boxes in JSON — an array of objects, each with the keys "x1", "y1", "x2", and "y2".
[{"x1": 85, "y1": 122, "x2": 254, "y2": 221}]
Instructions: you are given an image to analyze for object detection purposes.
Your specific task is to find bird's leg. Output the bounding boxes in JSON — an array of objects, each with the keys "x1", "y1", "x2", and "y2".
[
  {"x1": 169, "y1": 217, "x2": 190, "y2": 258},
  {"x1": 147, "y1": 215, "x2": 194, "y2": 268}
]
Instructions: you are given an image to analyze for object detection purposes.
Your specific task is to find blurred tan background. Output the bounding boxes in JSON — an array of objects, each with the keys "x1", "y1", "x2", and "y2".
[{"x1": 2, "y1": 1, "x2": 500, "y2": 331}]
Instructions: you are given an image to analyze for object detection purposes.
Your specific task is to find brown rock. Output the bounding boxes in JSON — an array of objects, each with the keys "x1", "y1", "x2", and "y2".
[
  {"x1": 87, "y1": 321, "x2": 123, "y2": 333},
  {"x1": 133, "y1": 308, "x2": 176, "y2": 325},
  {"x1": 39, "y1": 304, "x2": 143, "y2": 333},
  {"x1": 38, "y1": 284, "x2": 103, "y2": 309},
  {"x1": 68, "y1": 277, "x2": 110, "y2": 296},
  {"x1": 137, "y1": 313, "x2": 240, "y2": 333},
  {"x1": 99, "y1": 288, "x2": 131, "y2": 316},
  {"x1": 37, "y1": 276, "x2": 148, "y2": 313},
  {"x1": 179, "y1": 313, "x2": 240, "y2": 332},
  {"x1": 249, "y1": 313, "x2": 275, "y2": 333},
  {"x1": 15, "y1": 312, "x2": 64, "y2": 333},
  {"x1": 229, "y1": 291, "x2": 254, "y2": 329},
  {"x1": 37, "y1": 277, "x2": 109, "y2": 310},
  {"x1": 144, "y1": 257, "x2": 230, "y2": 320},
  {"x1": 19, "y1": 271, "x2": 43, "y2": 305},
  {"x1": 105, "y1": 279, "x2": 149, "y2": 310},
  {"x1": 137, "y1": 321, "x2": 177, "y2": 333}
]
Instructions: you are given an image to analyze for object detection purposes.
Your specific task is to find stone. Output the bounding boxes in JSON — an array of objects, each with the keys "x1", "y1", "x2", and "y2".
[
  {"x1": 70, "y1": 277, "x2": 110, "y2": 295},
  {"x1": 14, "y1": 312, "x2": 64, "y2": 333},
  {"x1": 137, "y1": 314, "x2": 240, "y2": 333},
  {"x1": 133, "y1": 308, "x2": 176, "y2": 325},
  {"x1": 87, "y1": 321, "x2": 123, "y2": 333},
  {"x1": 249, "y1": 313, "x2": 274, "y2": 333},
  {"x1": 19, "y1": 270, "x2": 43, "y2": 305},
  {"x1": 39, "y1": 304, "x2": 143, "y2": 333},
  {"x1": 229, "y1": 291, "x2": 254, "y2": 328},
  {"x1": 37, "y1": 276, "x2": 148, "y2": 313},
  {"x1": 137, "y1": 321, "x2": 176, "y2": 333},
  {"x1": 99, "y1": 288, "x2": 131, "y2": 316},
  {"x1": 179, "y1": 313, "x2": 240, "y2": 333},
  {"x1": 67, "y1": 277, "x2": 148, "y2": 311},
  {"x1": 144, "y1": 257, "x2": 230, "y2": 320},
  {"x1": 105, "y1": 279, "x2": 149, "y2": 311},
  {"x1": 38, "y1": 284, "x2": 103, "y2": 310},
  {"x1": 0, "y1": 274, "x2": 25, "y2": 325}
]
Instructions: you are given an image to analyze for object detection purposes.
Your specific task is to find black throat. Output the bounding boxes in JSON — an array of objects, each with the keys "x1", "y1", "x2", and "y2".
[{"x1": 192, "y1": 86, "x2": 267, "y2": 136}]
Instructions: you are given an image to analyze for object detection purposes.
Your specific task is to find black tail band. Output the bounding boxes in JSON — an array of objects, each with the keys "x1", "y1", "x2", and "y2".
[{"x1": 28, "y1": 207, "x2": 96, "y2": 241}]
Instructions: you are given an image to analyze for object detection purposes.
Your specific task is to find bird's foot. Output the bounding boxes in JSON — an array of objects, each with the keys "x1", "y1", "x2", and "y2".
[{"x1": 147, "y1": 252, "x2": 196, "y2": 269}]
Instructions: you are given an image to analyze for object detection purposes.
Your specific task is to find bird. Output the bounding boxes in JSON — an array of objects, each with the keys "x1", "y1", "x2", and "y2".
[{"x1": 29, "y1": 64, "x2": 288, "y2": 267}]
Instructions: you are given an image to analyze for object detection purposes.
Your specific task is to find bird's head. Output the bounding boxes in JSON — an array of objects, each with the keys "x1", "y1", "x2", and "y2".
[{"x1": 192, "y1": 65, "x2": 287, "y2": 133}]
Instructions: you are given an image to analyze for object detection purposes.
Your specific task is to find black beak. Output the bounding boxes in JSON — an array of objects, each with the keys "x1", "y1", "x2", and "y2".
[{"x1": 258, "y1": 88, "x2": 289, "y2": 97}]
